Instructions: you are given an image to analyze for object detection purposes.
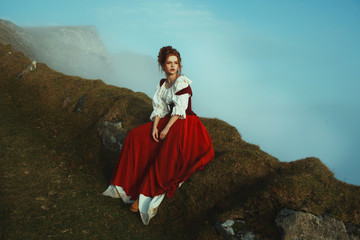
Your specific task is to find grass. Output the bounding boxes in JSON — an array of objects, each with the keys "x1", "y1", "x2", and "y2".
[{"x1": 1, "y1": 43, "x2": 360, "y2": 239}]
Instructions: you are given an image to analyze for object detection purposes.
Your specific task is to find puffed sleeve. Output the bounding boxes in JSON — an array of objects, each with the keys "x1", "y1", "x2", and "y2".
[
  {"x1": 150, "y1": 83, "x2": 169, "y2": 121},
  {"x1": 171, "y1": 76, "x2": 192, "y2": 119}
]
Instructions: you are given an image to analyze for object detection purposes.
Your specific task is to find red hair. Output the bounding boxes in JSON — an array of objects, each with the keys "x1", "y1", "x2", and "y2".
[{"x1": 158, "y1": 46, "x2": 182, "y2": 75}]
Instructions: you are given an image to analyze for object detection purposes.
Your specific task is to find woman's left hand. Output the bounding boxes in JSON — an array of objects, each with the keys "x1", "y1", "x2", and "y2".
[{"x1": 160, "y1": 126, "x2": 170, "y2": 140}]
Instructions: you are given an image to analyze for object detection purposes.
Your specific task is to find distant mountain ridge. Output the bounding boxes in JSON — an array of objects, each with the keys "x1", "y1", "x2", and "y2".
[
  {"x1": 0, "y1": 18, "x2": 162, "y2": 95},
  {"x1": 0, "y1": 18, "x2": 114, "y2": 82},
  {"x1": 0, "y1": 18, "x2": 37, "y2": 59}
]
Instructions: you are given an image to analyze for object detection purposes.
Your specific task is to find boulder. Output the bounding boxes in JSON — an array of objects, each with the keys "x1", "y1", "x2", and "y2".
[
  {"x1": 276, "y1": 208, "x2": 349, "y2": 240},
  {"x1": 97, "y1": 120, "x2": 127, "y2": 152}
]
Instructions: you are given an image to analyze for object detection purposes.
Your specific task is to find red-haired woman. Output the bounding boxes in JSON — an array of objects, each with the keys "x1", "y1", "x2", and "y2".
[{"x1": 102, "y1": 46, "x2": 214, "y2": 225}]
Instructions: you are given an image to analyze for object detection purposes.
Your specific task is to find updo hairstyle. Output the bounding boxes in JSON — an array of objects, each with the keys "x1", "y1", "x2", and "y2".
[{"x1": 158, "y1": 46, "x2": 182, "y2": 75}]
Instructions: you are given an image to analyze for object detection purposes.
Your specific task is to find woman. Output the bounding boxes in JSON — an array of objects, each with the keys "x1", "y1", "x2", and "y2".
[{"x1": 102, "y1": 46, "x2": 214, "y2": 225}]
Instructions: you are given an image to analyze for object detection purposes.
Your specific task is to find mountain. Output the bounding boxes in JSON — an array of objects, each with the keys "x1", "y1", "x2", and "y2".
[
  {"x1": 0, "y1": 18, "x2": 163, "y2": 95},
  {"x1": 0, "y1": 18, "x2": 114, "y2": 83},
  {"x1": 0, "y1": 18, "x2": 37, "y2": 59}
]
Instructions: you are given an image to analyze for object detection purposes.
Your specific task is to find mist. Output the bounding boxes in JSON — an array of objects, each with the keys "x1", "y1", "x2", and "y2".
[
  {"x1": 10, "y1": 28, "x2": 360, "y2": 185},
  {"x1": 1, "y1": 0, "x2": 359, "y2": 185},
  {"x1": 109, "y1": 51, "x2": 162, "y2": 96}
]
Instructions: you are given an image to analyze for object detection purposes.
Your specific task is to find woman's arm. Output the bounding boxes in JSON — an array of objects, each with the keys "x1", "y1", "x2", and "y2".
[
  {"x1": 152, "y1": 115, "x2": 160, "y2": 142},
  {"x1": 160, "y1": 115, "x2": 180, "y2": 140}
]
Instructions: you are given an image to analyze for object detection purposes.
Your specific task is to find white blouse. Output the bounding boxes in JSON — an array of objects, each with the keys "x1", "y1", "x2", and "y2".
[{"x1": 150, "y1": 76, "x2": 192, "y2": 121}]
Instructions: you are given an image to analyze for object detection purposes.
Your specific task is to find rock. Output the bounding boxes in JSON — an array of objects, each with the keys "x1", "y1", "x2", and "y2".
[
  {"x1": 62, "y1": 97, "x2": 71, "y2": 108},
  {"x1": 345, "y1": 223, "x2": 360, "y2": 240},
  {"x1": 350, "y1": 235, "x2": 360, "y2": 240},
  {"x1": 17, "y1": 60, "x2": 36, "y2": 79},
  {"x1": 215, "y1": 219, "x2": 256, "y2": 240},
  {"x1": 97, "y1": 120, "x2": 127, "y2": 152},
  {"x1": 276, "y1": 208, "x2": 350, "y2": 240},
  {"x1": 217, "y1": 219, "x2": 235, "y2": 237},
  {"x1": 215, "y1": 220, "x2": 236, "y2": 240},
  {"x1": 72, "y1": 94, "x2": 87, "y2": 113},
  {"x1": 28, "y1": 60, "x2": 36, "y2": 70},
  {"x1": 242, "y1": 232, "x2": 256, "y2": 240}
]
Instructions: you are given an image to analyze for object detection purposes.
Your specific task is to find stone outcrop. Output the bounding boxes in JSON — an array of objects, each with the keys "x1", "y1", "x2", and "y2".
[
  {"x1": 215, "y1": 209, "x2": 360, "y2": 240},
  {"x1": 215, "y1": 219, "x2": 256, "y2": 240},
  {"x1": 275, "y1": 209, "x2": 359, "y2": 240},
  {"x1": 97, "y1": 121, "x2": 127, "y2": 152},
  {"x1": 72, "y1": 94, "x2": 88, "y2": 113},
  {"x1": 18, "y1": 60, "x2": 36, "y2": 79}
]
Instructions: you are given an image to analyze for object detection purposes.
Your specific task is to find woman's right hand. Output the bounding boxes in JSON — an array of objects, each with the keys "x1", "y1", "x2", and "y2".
[{"x1": 152, "y1": 127, "x2": 159, "y2": 142}]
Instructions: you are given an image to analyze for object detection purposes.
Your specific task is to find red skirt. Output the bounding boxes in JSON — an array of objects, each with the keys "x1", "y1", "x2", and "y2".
[{"x1": 110, "y1": 115, "x2": 214, "y2": 199}]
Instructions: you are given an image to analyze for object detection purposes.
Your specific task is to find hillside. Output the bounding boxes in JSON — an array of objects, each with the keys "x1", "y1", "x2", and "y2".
[{"x1": 1, "y1": 43, "x2": 360, "y2": 239}]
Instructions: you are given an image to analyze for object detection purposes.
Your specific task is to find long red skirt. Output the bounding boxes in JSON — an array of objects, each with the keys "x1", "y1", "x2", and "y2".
[{"x1": 109, "y1": 115, "x2": 214, "y2": 199}]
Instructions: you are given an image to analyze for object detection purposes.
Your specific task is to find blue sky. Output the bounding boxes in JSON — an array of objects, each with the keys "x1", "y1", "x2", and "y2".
[{"x1": 1, "y1": 0, "x2": 360, "y2": 185}]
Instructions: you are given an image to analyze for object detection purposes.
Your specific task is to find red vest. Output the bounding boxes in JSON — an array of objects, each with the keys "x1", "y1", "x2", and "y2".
[{"x1": 159, "y1": 78, "x2": 196, "y2": 116}]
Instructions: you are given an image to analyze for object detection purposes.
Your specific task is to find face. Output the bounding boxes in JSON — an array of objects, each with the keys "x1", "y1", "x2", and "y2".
[{"x1": 163, "y1": 55, "x2": 179, "y2": 76}]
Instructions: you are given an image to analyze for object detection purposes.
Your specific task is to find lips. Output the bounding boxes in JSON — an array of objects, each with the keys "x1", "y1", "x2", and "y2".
[{"x1": 170, "y1": 69, "x2": 175, "y2": 71}]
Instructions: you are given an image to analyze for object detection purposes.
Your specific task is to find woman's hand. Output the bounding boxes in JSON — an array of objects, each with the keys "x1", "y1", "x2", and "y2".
[
  {"x1": 152, "y1": 127, "x2": 159, "y2": 142},
  {"x1": 152, "y1": 116, "x2": 160, "y2": 142},
  {"x1": 160, "y1": 126, "x2": 170, "y2": 140}
]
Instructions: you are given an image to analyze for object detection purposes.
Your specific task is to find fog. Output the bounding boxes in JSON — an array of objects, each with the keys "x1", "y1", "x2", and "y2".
[
  {"x1": 2, "y1": 0, "x2": 359, "y2": 185},
  {"x1": 22, "y1": 26, "x2": 115, "y2": 81},
  {"x1": 105, "y1": 46, "x2": 360, "y2": 185},
  {"x1": 13, "y1": 29, "x2": 360, "y2": 185},
  {"x1": 109, "y1": 51, "x2": 162, "y2": 95},
  {"x1": 30, "y1": 30, "x2": 360, "y2": 186}
]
